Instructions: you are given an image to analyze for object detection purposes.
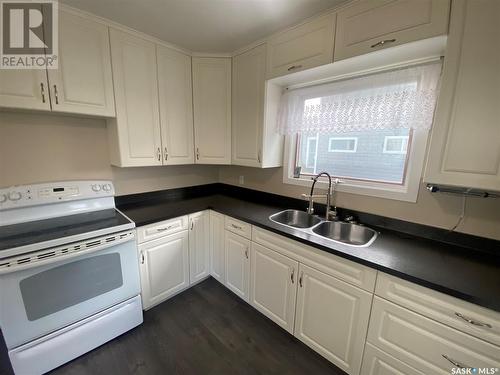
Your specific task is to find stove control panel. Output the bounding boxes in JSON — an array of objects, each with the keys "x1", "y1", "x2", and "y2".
[{"x1": 0, "y1": 181, "x2": 115, "y2": 210}]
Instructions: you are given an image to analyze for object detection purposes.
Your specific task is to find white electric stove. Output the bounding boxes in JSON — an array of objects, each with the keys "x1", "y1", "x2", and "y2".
[{"x1": 0, "y1": 180, "x2": 143, "y2": 375}]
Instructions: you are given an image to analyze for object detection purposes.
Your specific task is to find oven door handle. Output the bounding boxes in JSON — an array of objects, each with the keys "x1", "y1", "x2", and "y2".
[{"x1": 0, "y1": 231, "x2": 135, "y2": 275}]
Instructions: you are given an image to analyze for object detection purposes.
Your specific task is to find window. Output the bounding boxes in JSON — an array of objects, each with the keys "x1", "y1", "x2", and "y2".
[
  {"x1": 279, "y1": 62, "x2": 442, "y2": 202},
  {"x1": 383, "y1": 136, "x2": 409, "y2": 154},
  {"x1": 328, "y1": 137, "x2": 358, "y2": 153}
]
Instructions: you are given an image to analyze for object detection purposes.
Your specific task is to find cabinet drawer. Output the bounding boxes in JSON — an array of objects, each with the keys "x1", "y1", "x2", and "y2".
[
  {"x1": 361, "y1": 343, "x2": 424, "y2": 375},
  {"x1": 334, "y1": 0, "x2": 450, "y2": 61},
  {"x1": 367, "y1": 297, "x2": 500, "y2": 374},
  {"x1": 376, "y1": 273, "x2": 500, "y2": 346},
  {"x1": 266, "y1": 13, "x2": 336, "y2": 78},
  {"x1": 137, "y1": 216, "x2": 188, "y2": 244},
  {"x1": 224, "y1": 216, "x2": 252, "y2": 239},
  {"x1": 251, "y1": 226, "x2": 376, "y2": 292}
]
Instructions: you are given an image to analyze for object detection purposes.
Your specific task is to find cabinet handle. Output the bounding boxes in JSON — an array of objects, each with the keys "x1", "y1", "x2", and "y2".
[
  {"x1": 287, "y1": 64, "x2": 303, "y2": 71},
  {"x1": 290, "y1": 269, "x2": 295, "y2": 284},
  {"x1": 157, "y1": 147, "x2": 161, "y2": 162},
  {"x1": 455, "y1": 312, "x2": 492, "y2": 328},
  {"x1": 299, "y1": 271, "x2": 303, "y2": 287},
  {"x1": 191, "y1": 220, "x2": 194, "y2": 230},
  {"x1": 370, "y1": 38, "x2": 396, "y2": 48},
  {"x1": 164, "y1": 147, "x2": 168, "y2": 161},
  {"x1": 441, "y1": 354, "x2": 469, "y2": 369},
  {"x1": 156, "y1": 225, "x2": 172, "y2": 232},
  {"x1": 40, "y1": 82, "x2": 46, "y2": 103},
  {"x1": 257, "y1": 150, "x2": 261, "y2": 164},
  {"x1": 245, "y1": 248, "x2": 249, "y2": 259},
  {"x1": 196, "y1": 147, "x2": 200, "y2": 160},
  {"x1": 231, "y1": 223, "x2": 242, "y2": 230},
  {"x1": 141, "y1": 251, "x2": 145, "y2": 264},
  {"x1": 53, "y1": 85, "x2": 59, "y2": 104}
]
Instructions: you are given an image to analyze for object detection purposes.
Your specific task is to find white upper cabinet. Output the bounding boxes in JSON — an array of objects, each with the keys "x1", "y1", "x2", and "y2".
[
  {"x1": 48, "y1": 10, "x2": 115, "y2": 117},
  {"x1": 157, "y1": 46, "x2": 194, "y2": 165},
  {"x1": 425, "y1": 0, "x2": 500, "y2": 192},
  {"x1": 192, "y1": 57, "x2": 232, "y2": 165},
  {"x1": 0, "y1": 70, "x2": 50, "y2": 111},
  {"x1": 189, "y1": 211, "x2": 210, "y2": 284},
  {"x1": 266, "y1": 13, "x2": 336, "y2": 78},
  {"x1": 232, "y1": 44, "x2": 283, "y2": 168},
  {"x1": 108, "y1": 29, "x2": 162, "y2": 167},
  {"x1": 334, "y1": 0, "x2": 450, "y2": 61}
]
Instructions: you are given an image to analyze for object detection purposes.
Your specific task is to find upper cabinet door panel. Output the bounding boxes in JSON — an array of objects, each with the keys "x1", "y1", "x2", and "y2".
[
  {"x1": 157, "y1": 46, "x2": 194, "y2": 165},
  {"x1": 424, "y1": 0, "x2": 500, "y2": 191},
  {"x1": 232, "y1": 44, "x2": 266, "y2": 167},
  {"x1": 0, "y1": 70, "x2": 50, "y2": 111},
  {"x1": 49, "y1": 11, "x2": 115, "y2": 117},
  {"x1": 192, "y1": 57, "x2": 231, "y2": 164},
  {"x1": 109, "y1": 28, "x2": 162, "y2": 167},
  {"x1": 266, "y1": 13, "x2": 336, "y2": 79},
  {"x1": 334, "y1": 0, "x2": 450, "y2": 61}
]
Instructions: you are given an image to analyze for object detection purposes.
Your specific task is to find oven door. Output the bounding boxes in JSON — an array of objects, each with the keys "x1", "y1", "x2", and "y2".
[{"x1": 0, "y1": 231, "x2": 141, "y2": 349}]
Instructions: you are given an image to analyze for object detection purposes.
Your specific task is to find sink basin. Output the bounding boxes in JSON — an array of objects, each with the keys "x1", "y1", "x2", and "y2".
[
  {"x1": 269, "y1": 209, "x2": 322, "y2": 229},
  {"x1": 312, "y1": 221, "x2": 377, "y2": 247}
]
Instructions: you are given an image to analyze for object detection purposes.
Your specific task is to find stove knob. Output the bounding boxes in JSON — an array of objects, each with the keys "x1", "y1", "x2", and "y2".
[
  {"x1": 91, "y1": 184, "x2": 101, "y2": 192},
  {"x1": 0, "y1": 194, "x2": 7, "y2": 203},
  {"x1": 102, "y1": 184, "x2": 112, "y2": 192},
  {"x1": 8, "y1": 191, "x2": 22, "y2": 201}
]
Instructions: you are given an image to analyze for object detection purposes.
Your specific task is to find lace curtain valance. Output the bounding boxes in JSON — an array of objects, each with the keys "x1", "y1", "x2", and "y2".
[{"x1": 277, "y1": 62, "x2": 442, "y2": 135}]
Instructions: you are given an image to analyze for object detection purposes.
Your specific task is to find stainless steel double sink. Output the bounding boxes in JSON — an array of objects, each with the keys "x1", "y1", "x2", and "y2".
[{"x1": 269, "y1": 209, "x2": 378, "y2": 247}]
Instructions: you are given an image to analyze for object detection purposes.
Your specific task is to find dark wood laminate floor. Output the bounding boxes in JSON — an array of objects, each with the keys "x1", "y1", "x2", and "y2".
[{"x1": 1, "y1": 278, "x2": 345, "y2": 375}]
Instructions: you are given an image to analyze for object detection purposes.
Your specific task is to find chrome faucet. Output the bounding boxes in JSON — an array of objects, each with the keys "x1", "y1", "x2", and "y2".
[{"x1": 301, "y1": 172, "x2": 341, "y2": 221}]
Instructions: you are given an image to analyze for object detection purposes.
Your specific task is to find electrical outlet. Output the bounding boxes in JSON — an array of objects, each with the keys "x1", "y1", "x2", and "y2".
[{"x1": 238, "y1": 175, "x2": 244, "y2": 185}]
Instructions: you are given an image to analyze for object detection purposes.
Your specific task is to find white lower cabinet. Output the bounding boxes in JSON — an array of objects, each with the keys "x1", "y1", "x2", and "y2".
[
  {"x1": 367, "y1": 297, "x2": 500, "y2": 374},
  {"x1": 250, "y1": 243, "x2": 298, "y2": 334},
  {"x1": 294, "y1": 263, "x2": 373, "y2": 375},
  {"x1": 360, "y1": 343, "x2": 424, "y2": 375},
  {"x1": 224, "y1": 231, "x2": 250, "y2": 301},
  {"x1": 209, "y1": 211, "x2": 225, "y2": 284},
  {"x1": 188, "y1": 211, "x2": 210, "y2": 284},
  {"x1": 139, "y1": 230, "x2": 190, "y2": 310}
]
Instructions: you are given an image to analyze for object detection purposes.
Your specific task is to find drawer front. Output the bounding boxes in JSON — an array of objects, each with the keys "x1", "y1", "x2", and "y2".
[
  {"x1": 137, "y1": 216, "x2": 189, "y2": 244},
  {"x1": 251, "y1": 226, "x2": 376, "y2": 292},
  {"x1": 367, "y1": 297, "x2": 500, "y2": 375},
  {"x1": 361, "y1": 343, "x2": 425, "y2": 375},
  {"x1": 266, "y1": 13, "x2": 335, "y2": 78},
  {"x1": 334, "y1": 0, "x2": 450, "y2": 61},
  {"x1": 224, "y1": 216, "x2": 252, "y2": 239},
  {"x1": 376, "y1": 273, "x2": 500, "y2": 346}
]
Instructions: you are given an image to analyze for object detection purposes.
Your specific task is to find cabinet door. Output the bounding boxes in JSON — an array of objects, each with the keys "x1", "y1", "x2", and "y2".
[
  {"x1": 266, "y1": 13, "x2": 335, "y2": 78},
  {"x1": 360, "y1": 343, "x2": 425, "y2": 375},
  {"x1": 232, "y1": 44, "x2": 265, "y2": 167},
  {"x1": 157, "y1": 45, "x2": 194, "y2": 165},
  {"x1": 334, "y1": 0, "x2": 450, "y2": 61},
  {"x1": 189, "y1": 211, "x2": 210, "y2": 284},
  {"x1": 224, "y1": 231, "x2": 250, "y2": 301},
  {"x1": 209, "y1": 211, "x2": 225, "y2": 284},
  {"x1": 294, "y1": 264, "x2": 372, "y2": 375},
  {"x1": 0, "y1": 70, "x2": 50, "y2": 111},
  {"x1": 108, "y1": 29, "x2": 162, "y2": 167},
  {"x1": 192, "y1": 57, "x2": 231, "y2": 164},
  {"x1": 48, "y1": 11, "x2": 115, "y2": 117},
  {"x1": 425, "y1": 0, "x2": 500, "y2": 191},
  {"x1": 139, "y1": 230, "x2": 189, "y2": 309},
  {"x1": 250, "y1": 243, "x2": 298, "y2": 333}
]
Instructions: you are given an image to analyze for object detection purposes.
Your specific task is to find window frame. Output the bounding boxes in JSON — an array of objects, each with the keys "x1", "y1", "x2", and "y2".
[
  {"x1": 328, "y1": 137, "x2": 358, "y2": 153},
  {"x1": 283, "y1": 130, "x2": 429, "y2": 202}
]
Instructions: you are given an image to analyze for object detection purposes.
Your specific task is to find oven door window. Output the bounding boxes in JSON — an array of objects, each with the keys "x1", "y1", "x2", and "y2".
[{"x1": 20, "y1": 253, "x2": 123, "y2": 321}]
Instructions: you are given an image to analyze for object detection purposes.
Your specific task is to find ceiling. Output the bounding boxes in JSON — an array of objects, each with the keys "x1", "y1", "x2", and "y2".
[{"x1": 60, "y1": 0, "x2": 347, "y2": 53}]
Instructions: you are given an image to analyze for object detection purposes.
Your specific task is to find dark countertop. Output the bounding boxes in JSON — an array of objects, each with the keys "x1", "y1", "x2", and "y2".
[{"x1": 118, "y1": 193, "x2": 500, "y2": 313}]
